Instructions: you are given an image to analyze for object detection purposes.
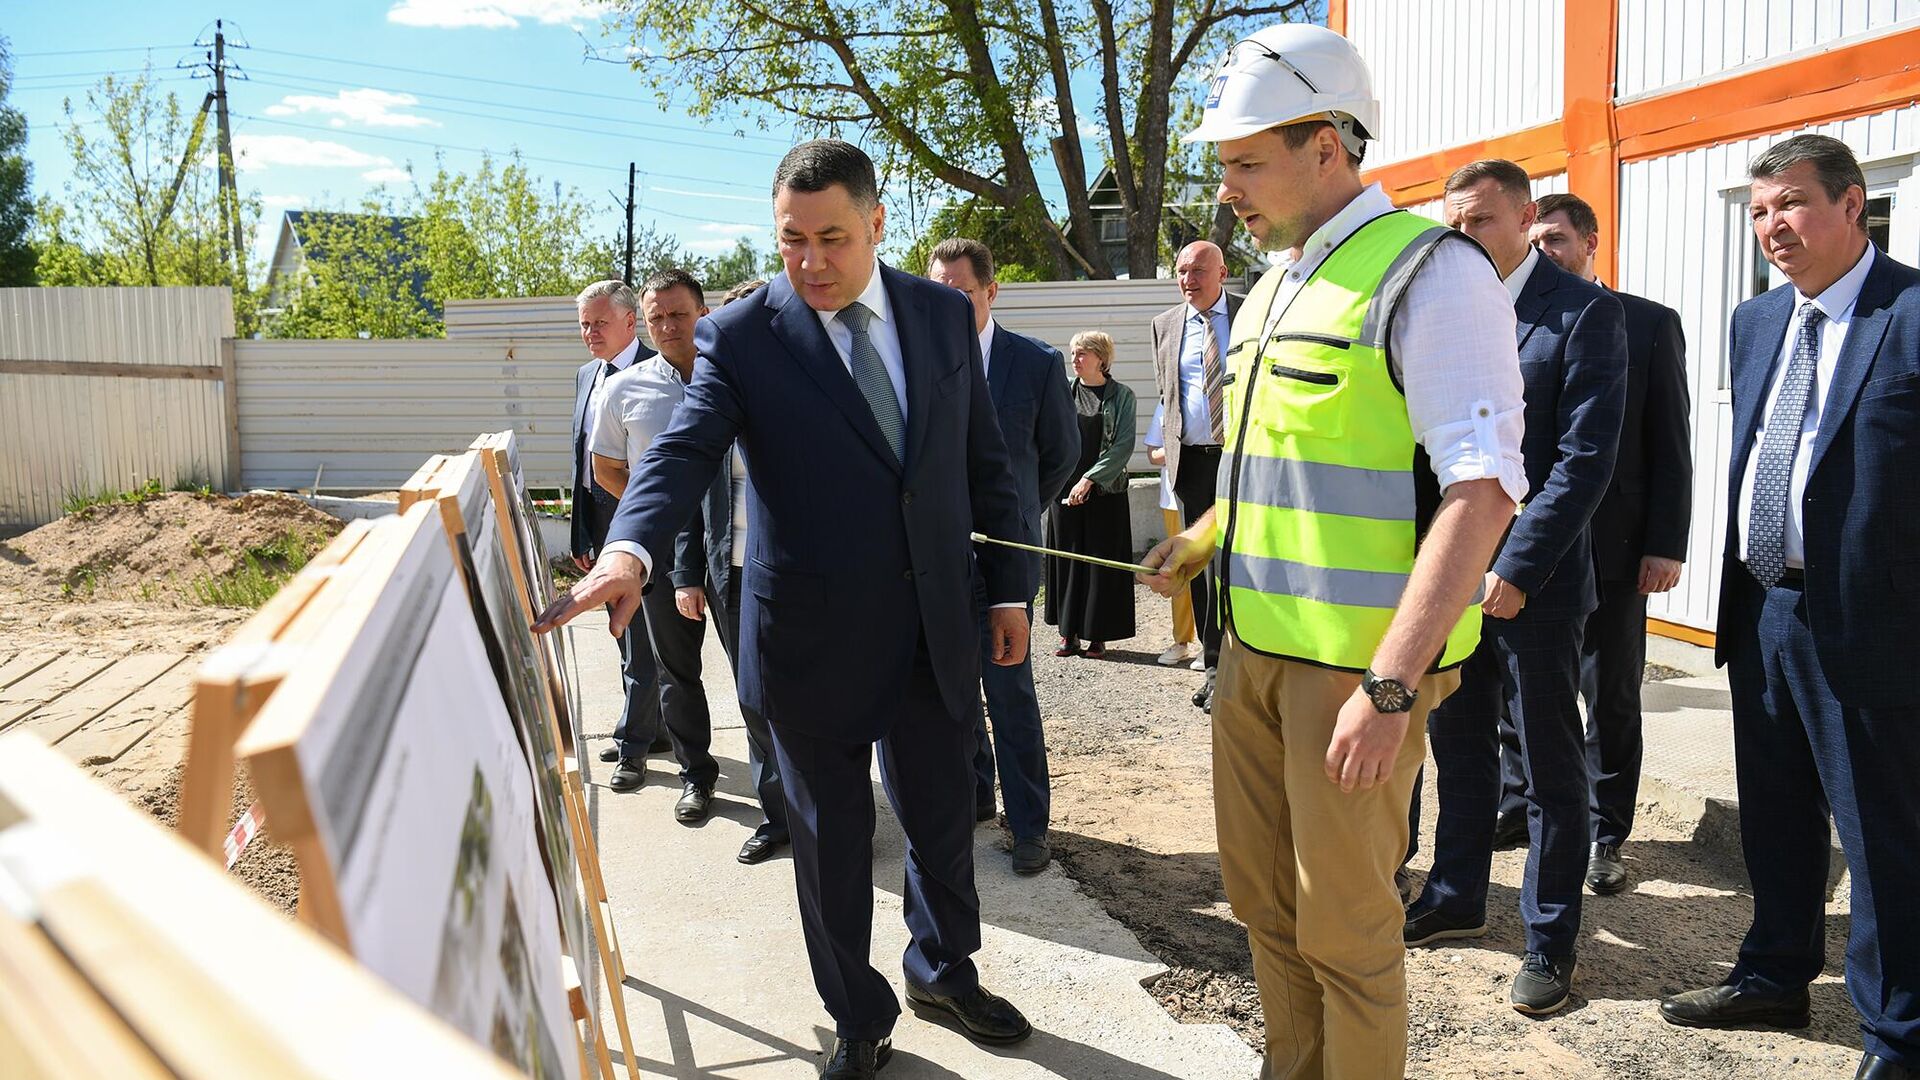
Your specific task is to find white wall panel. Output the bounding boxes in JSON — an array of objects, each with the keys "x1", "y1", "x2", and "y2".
[
  {"x1": 1617, "y1": 0, "x2": 1920, "y2": 99},
  {"x1": 1348, "y1": 0, "x2": 1565, "y2": 166},
  {"x1": 0, "y1": 288, "x2": 234, "y2": 531},
  {"x1": 1616, "y1": 103, "x2": 1920, "y2": 630}
]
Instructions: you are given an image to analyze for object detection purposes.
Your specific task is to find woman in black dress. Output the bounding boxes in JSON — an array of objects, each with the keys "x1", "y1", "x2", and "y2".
[{"x1": 1044, "y1": 330, "x2": 1136, "y2": 658}]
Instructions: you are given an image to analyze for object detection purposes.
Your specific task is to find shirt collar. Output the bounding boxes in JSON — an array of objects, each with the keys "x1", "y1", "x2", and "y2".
[
  {"x1": 1269, "y1": 183, "x2": 1396, "y2": 277},
  {"x1": 979, "y1": 318, "x2": 997, "y2": 364},
  {"x1": 817, "y1": 259, "x2": 894, "y2": 331},
  {"x1": 1184, "y1": 290, "x2": 1229, "y2": 323},
  {"x1": 602, "y1": 336, "x2": 641, "y2": 369},
  {"x1": 1502, "y1": 246, "x2": 1541, "y2": 304},
  {"x1": 1796, "y1": 241, "x2": 1876, "y2": 322}
]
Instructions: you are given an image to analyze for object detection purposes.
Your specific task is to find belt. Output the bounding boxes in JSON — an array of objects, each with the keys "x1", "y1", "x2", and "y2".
[
  {"x1": 1747, "y1": 563, "x2": 1805, "y2": 588},
  {"x1": 1183, "y1": 443, "x2": 1223, "y2": 455}
]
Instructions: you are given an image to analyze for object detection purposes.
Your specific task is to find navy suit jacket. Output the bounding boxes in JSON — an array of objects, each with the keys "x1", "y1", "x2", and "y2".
[
  {"x1": 1491, "y1": 255, "x2": 1628, "y2": 621},
  {"x1": 570, "y1": 346, "x2": 655, "y2": 558},
  {"x1": 1716, "y1": 247, "x2": 1920, "y2": 710},
  {"x1": 1589, "y1": 288, "x2": 1693, "y2": 581},
  {"x1": 985, "y1": 324, "x2": 1079, "y2": 594},
  {"x1": 607, "y1": 265, "x2": 1027, "y2": 741}
]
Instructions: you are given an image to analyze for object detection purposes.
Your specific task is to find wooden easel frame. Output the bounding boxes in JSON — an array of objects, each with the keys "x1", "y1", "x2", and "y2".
[{"x1": 401, "y1": 452, "x2": 636, "y2": 1080}]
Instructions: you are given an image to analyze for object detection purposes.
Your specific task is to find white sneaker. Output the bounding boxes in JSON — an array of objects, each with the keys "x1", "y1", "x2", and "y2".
[
  {"x1": 1190, "y1": 655, "x2": 1206, "y2": 671},
  {"x1": 1157, "y1": 642, "x2": 1195, "y2": 666}
]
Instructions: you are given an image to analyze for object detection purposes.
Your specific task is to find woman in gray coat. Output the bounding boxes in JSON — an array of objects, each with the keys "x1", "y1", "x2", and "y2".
[{"x1": 1044, "y1": 330, "x2": 1136, "y2": 657}]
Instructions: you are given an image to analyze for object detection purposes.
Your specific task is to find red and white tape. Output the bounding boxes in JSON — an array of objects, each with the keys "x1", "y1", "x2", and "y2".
[{"x1": 223, "y1": 801, "x2": 267, "y2": 871}]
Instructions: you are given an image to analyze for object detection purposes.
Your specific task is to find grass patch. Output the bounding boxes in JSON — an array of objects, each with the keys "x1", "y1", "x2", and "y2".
[
  {"x1": 186, "y1": 529, "x2": 329, "y2": 609},
  {"x1": 62, "y1": 476, "x2": 214, "y2": 517},
  {"x1": 60, "y1": 565, "x2": 101, "y2": 599}
]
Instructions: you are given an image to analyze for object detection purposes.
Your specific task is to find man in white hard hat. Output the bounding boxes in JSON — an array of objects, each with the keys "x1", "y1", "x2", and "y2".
[{"x1": 1140, "y1": 23, "x2": 1528, "y2": 1079}]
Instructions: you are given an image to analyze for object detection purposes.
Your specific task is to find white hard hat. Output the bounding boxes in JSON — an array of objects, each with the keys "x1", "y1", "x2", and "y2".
[{"x1": 1182, "y1": 23, "x2": 1380, "y2": 154}]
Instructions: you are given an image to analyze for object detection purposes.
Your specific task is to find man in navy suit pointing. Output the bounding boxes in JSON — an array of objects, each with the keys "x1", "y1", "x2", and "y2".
[{"x1": 536, "y1": 140, "x2": 1034, "y2": 1080}]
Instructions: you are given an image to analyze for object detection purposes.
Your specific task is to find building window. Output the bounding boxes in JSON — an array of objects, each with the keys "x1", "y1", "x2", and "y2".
[{"x1": 1098, "y1": 216, "x2": 1127, "y2": 243}]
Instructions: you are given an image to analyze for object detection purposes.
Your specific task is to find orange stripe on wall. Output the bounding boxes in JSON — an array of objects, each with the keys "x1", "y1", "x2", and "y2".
[
  {"x1": 1648, "y1": 617, "x2": 1715, "y2": 650},
  {"x1": 1563, "y1": 0, "x2": 1621, "y2": 284},
  {"x1": 1327, "y1": 0, "x2": 1346, "y2": 35},
  {"x1": 1362, "y1": 123, "x2": 1565, "y2": 206},
  {"x1": 1616, "y1": 25, "x2": 1920, "y2": 161}
]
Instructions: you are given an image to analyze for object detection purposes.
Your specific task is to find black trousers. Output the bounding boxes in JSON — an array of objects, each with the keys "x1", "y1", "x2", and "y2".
[
  {"x1": 631, "y1": 580, "x2": 719, "y2": 787},
  {"x1": 1171, "y1": 444, "x2": 1223, "y2": 669},
  {"x1": 770, "y1": 639, "x2": 982, "y2": 1040},
  {"x1": 708, "y1": 575, "x2": 789, "y2": 840}
]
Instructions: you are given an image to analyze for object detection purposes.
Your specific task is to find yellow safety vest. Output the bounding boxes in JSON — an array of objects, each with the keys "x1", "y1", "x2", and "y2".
[{"x1": 1214, "y1": 210, "x2": 1483, "y2": 672}]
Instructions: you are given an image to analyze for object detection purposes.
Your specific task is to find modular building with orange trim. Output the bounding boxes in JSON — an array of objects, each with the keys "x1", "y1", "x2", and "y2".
[{"x1": 1333, "y1": 0, "x2": 1920, "y2": 642}]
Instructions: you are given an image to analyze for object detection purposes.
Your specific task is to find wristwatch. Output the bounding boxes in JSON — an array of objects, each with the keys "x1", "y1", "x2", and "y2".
[{"x1": 1360, "y1": 669, "x2": 1417, "y2": 713}]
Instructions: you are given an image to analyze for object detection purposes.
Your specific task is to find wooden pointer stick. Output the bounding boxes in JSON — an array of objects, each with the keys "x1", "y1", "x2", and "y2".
[{"x1": 969, "y1": 532, "x2": 1160, "y2": 575}]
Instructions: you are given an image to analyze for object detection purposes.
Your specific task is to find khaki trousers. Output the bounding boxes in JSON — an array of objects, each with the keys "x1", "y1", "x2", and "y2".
[
  {"x1": 1165, "y1": 507, "x2": 1196, "y2": 643},
  {"x1": 1212, "y1": 634, "x2": 1460, "y2": 1080}
]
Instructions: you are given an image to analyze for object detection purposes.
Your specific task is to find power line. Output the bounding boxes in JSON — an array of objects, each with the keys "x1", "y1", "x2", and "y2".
[
  {"x1": 242, "y1": 64, "x2": 792, "y2": 147},
  {"x1": 250, "y1": 44, "x2": 665, "y2": 104},
  {"x1": 244, "y1": 75, "x2": 785, "y2": 161},
  {"x1": 12, "y1": 45, "x2": 194, "y2": 58}
]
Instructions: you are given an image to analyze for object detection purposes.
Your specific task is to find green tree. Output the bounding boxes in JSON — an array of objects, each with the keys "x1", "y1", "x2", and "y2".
[
  {"x1": 0, "y1": 39, "x2": 34, "y2": 285},
  {"x1": 34, "y1": 69, "x2": 260, "y2": 327},
  {"x1": 604, "y1": 0, "x2": 1312, "y2": 280},
  {"x1": 263, "y1": 204, "x2": 442, "y2": 339},
  {"x1": 416, "y1": 153, "x2": 615, "y2": 304},
  {"x1": 698, "y1": 236, "x2": 777, "y2": 291},
  {"x1": 904, "y1": 198, "x2": 1056, "y2": 281}
]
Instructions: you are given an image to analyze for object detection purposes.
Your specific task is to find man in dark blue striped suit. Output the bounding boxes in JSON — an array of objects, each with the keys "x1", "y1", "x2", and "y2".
[
  {"x1": 1405, "y1": 159, "x2": 1626, "y2": 1016},
  {"x1": 1658, "y1": 135, "x2": 1920, "y2": 1080}
]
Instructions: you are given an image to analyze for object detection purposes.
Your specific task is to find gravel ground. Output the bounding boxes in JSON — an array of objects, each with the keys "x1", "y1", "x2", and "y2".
[{"x1": 1026, "y1": 582, "x2": 1861, "y2": 1079}]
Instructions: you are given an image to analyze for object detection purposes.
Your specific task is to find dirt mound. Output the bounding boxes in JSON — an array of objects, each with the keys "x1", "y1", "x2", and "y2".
[{"x1": 0, "y1": 492, "x2": 343, "y2": 603}]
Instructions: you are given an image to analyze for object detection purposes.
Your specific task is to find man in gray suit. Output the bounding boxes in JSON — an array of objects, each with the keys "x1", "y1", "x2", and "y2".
[{"x1": 1151, "y1": 241, "x2": 1243, "y2": 710}]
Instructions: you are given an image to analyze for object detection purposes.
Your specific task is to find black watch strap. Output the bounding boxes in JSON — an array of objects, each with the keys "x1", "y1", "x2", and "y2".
[{"x1": 1361, "y1": 669, "x2": 1417, "y2": 713}]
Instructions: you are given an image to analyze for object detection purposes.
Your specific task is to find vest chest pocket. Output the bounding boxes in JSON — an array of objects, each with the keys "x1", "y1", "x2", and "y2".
[{"x1": 1245, "y1": 333, "x2": 1354, "y2": 441}]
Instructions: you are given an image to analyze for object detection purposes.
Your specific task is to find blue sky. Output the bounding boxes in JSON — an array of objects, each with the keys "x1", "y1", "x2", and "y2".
[{"x1": 3, "y1": 0, "x2": 839, "y2": 268}]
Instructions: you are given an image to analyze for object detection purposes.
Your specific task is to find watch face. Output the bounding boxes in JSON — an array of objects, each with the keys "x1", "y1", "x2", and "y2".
[{"x1": 1369, "y1": 678, "x2": 1414, "y2": 712}]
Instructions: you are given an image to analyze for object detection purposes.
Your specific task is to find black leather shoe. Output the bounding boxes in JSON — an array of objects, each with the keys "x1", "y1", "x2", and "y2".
[
  {"x1": 1858, "y1": 1052, "x2": 1920, "y2": 1079},
  {"x1": 1011, "y1": 837, "x2": 1051, "y2": 874},
  {"x1": 1659, "y1": 983, "x2": 1811, "y2": 1029},
  {"x1": 975, "y1": 801, "x2": 997, "y2": 823},
  {"x1": 1587, "y1": 842, "x2": 1628, "y2": 895},
  {"x1": 1192, "y1": 668, "x2": 1216, "y2": 709},
  {"x1": 1511, "y1": 952, "x2": 1577, "y2": 1015},
  {"x1": 821, "y1": 1037, "x2": 892, "y2": 1078},
  {"x1": 1404, "y1": 903, "x2": 1487, "y2": 947},
  {"x1": 904, "y1": 982, "x2": 1032, "y2": 1044},
  {"x1": 599, "y1": 745, "x2": 621, "y2": 763},
  {"x1": 738, "y1": 832, "x2": 787, "y2": 864},
  {"x1": 674, "y1": 783, "x2": 714, "y2": 823},
  {"x1": 608, "y1": 759, "x2": 645, "y2": 793},
  {"x1": 1491, "y1": 810, "x2": 1528, "y2": 849}
]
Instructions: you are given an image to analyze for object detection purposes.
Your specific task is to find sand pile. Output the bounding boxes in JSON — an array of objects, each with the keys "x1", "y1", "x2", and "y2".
[{"x1": 0, "y1": 492, "x2": 344, "y2": 602}]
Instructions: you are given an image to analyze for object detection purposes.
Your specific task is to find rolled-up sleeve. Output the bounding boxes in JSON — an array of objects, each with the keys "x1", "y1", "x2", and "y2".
[{"x1": 1389, "y1": 238, "x2": 1529, "y2": 506}]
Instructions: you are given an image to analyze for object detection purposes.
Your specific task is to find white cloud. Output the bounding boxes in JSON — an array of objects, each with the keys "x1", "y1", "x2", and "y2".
[
  {"x1": 686, "y1": 236, "x2": 756, "y2": 254},
  {"x1": 696, "y1": 223, "x2": 760, "y2": 235},
  {"x1": 229, "y1": 134, "x2": 393, "y2": 171},
  {"x1": 260, "y1": 193, "x2": 309, "y2": 210},
  {"x1": 386, "y1": 0, "x2": 593, "y2": 28},
  {"x1": 263, "y1": 89, "x2": 438, "y2": 129},
  {"x1": 652, "y1": 185, "x2": 765, "y2": 205},
  {"x1": 362, "y1": 167, "x2": 415, "y2": 184}
]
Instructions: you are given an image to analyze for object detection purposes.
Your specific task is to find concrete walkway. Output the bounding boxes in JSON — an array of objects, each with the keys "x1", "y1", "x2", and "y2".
[{"x1": 567, "y1": 609, "x2": 1259, "y2": 1080}]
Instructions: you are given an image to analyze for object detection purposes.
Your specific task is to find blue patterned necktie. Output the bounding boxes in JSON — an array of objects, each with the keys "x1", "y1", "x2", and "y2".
[
  {"x1": 1747, "y1": 300, "x2": 1825, "y2": 587},
  {"x1": 836, "y1": 302, "x2": 905, "y2": 464}
]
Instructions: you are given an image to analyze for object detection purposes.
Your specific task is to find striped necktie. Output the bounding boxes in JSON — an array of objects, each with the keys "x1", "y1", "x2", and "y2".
[
  {"x1": 1199, "y1": 310, "x2": 1225, "y2": 443},
  {"x1": 836, "y1": 302, "x2": 905, "y2": 464},
  {"x1": 1746, "y1": 300, "x2": 1824, "y2": 588}
]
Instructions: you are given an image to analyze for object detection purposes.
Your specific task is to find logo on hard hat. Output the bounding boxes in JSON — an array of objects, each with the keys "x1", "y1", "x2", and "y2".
[{"x1": 1206, "y1": 75, "x2": 1228, "y2": 108}]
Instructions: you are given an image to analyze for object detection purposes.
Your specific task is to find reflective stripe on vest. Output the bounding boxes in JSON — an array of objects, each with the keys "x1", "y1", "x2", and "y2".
[{"x1": 1214, "y1": 210, "x2": 1483, "y2": 672}]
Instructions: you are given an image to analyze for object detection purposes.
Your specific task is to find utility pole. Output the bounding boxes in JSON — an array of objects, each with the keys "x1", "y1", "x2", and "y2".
[
  {"x1": 622, "y1": 163, "x2": 636, "y2": 285},
  {"x1": 211, "y1": 20, "x2": 246, "y2": 292}
]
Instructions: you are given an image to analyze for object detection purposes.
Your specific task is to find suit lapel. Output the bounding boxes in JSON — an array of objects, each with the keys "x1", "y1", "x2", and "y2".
[
  {"x1": 1513, "y1": 259, "x2": 1556, "y2": 354},
  {"x1": 888, "y1": 266, "x2": 935, "y2": 477},
  {"x1": 987, "y1": 326, "x2": 1013, "y2": 405},
  {"x1": 1726, "y1": 286, "x2": 1794, "y2": 505},
  {"x1": 1808, "y1": 249, "x2": 1894, "y2": 474},
  {"x1": 766, "y1": 274, "x2": 903, "y2": 473}
]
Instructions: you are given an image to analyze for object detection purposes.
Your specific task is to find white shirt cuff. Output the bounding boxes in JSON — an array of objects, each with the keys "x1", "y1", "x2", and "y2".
[
  {"x1": 989, "y1": 602, "x2": 1025, "y2": 609},
  {"x1": 598, "y1": 540, "x2": 652, "y2": 582}
]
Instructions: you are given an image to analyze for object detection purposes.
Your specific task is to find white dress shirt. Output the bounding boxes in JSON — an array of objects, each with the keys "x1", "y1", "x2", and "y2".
[
  {"x1": 580, "y1": 336, "x2": 641, "y2": 488},
  {"x1": 1501, "y1": 246, "x2": 1541, "y2": 304},
  {"x1": 817, "y1": 261, "x2": 908, "y2": 425},
  {"x1": 1177, "y1": 292, "x2": 1233, "y2": 445},
  {"x1": 1145, "y1": 403, "x2": 1179, "y2": 512},
  {"x1": 591, "y1": 356, "x2": 689, "y2": 471},
  {"x1": 1262, "y1": 183, "x2": 1530, "y2": 503},
  {"x1": 1735, "y1": 241, "x2": 1876, "y2": 567},
  {"x1": 978, "y1": 318, "x2": 997, "y2": 380}
]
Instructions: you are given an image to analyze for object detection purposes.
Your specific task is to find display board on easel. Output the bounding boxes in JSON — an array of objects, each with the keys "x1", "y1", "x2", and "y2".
[
  {"x1": 0, "y1": 730, "x2": 526, "y2": 1080},
  {"x1": 230, "y1": 505, "x2": 582, "y2": 1079}
]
